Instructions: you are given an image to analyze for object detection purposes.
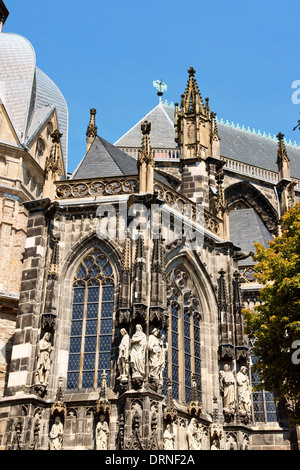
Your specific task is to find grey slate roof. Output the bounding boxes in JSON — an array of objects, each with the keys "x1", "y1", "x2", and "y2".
[
  {"x1": 0, "y1": 33, "x2": 68, "y2": 167},
  {"x1": 72, "y1": 136, "x2": 138, "y2": 179},
  {"x1": 71, "y1": 135, "x2": 172, "y2": 188},
  {"x1": 229, "y1": 208, "x2": 273, "y2": 265},
  {"x1": 114, "y1": 101, "x2": 177, "y2": 149},
  {"x1": 115, "y1": 102, "x2": 300, "y2": 180},
  {"x1": 218, "y1": 123, "x2": 300, "y2": 179}
]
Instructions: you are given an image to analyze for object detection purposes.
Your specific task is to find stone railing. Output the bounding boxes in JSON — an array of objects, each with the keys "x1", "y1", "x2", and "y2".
[
  {"x1": 223, "y1": 157, "x2": 300, "y2": 191},
  {"x1": 55, "y1": 176, "x2": 139, "y2": 199},
  {"x1": 118, "y1": 147, "x2": 180, "y2": 161},
  {"x1": 54, "y1": 177, "x2": 223, "y2": 238},
  {"x1": 222, "y1": 157, "x2": 279, "y2": 184},
  {"x1": 154, "y1": 182, "x2": 223, "y2": 237}
]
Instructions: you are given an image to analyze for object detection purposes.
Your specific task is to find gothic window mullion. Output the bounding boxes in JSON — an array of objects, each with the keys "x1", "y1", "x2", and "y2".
[
  {"x1": 93, "y1": 281, "x2": 102, "y2": 389},
  {"x1": 78, "y1": 282, "x2": 88, "y2": 389}
]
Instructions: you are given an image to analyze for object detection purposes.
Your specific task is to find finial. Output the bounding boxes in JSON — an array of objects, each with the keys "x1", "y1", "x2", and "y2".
[
  {"x1": 141, "y1": 120, "x2": 151, "y2": 136},
  {"x1": 86, "y1": 108, "x2": 98, "y2": 138},
  {"x1": 277, "y1": 132, "x2": 284, "y2": 141},
  {"x1": 51, "y1": 129, "x2": 63, "y2": 144},
  {"x1": 153, "y1": 79, "x2": 167, "y2": 101},
  {"x1": 188, "y1": 66, "x2": 196, "y2": 76}
]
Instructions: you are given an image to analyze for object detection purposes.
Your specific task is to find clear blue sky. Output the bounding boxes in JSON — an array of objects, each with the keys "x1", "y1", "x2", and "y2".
[{"x1": 4, "y1": 0, "x2": 300, "y2": 172}]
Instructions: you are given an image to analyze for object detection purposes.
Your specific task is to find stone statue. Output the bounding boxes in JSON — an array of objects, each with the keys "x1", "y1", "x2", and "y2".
[
  {"x1": 148, "y1": 328, "x2": 161, "y2": 380},
  {"x1": 117, "y1": 328, "x2": 130, "y2": 382},
  {"x1": 187, "y1": 418, "x2": 202, "y2": 450},
  {"x1": 211, "y1": 439, "x2": 220, "y2": 450},
  {"x1": 236, "y1": 366, "x2": 251, "y2": 416},
  {"x1": 130, "y1": 324, "x2": 146, "y2": 380},
  {"x1": 49, "y1": 416, "x2": 64, "y2": 450},
  {"x1": 220, "y1": 364, "x2": 236, "y2": 413},
  {"x1": 36, "y1": 332, "x2": 53, "y2": 386},
  {"x1": 96, "y1": 415, "x2": 109, "y2": 450},
  {"x1": 163, "y1": 424, "x2": 175, "y2": 450},
  {"x1": 158, "y1": 335, "x2": 168, "y2": 385}
]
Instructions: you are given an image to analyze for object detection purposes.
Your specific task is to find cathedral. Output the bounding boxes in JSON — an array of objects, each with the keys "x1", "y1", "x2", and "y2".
[{"x1": 0, "y1": 1, "x2": 299, "y2": 451}]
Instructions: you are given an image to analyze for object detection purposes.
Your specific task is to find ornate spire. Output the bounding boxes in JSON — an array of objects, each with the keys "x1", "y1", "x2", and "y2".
[
  {"x1": 86, "y1": 108, "x2": 97, "y2": 138},
  {"x1": 138, "y1": 121, "x2": 154, "y2": 193},
  {"x1": 276, "y1": 132, "x2": 290, "y2": 181},
  {"x1": 182, "y1": 66, "x2": 204, "y2": 114},
  {"x1": 44, "y1": 130, "x2": 63, "y2": 176}
]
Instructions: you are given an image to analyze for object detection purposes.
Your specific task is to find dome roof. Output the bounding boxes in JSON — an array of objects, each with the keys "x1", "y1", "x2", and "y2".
[{"x1": 0, "y1": 32, "x2": 68, "y2": 166}]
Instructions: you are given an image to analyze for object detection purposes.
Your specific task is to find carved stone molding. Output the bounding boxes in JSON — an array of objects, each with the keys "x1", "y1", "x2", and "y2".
[{"x1": 218, "y1": 343, "x2": 235, "y2": 362}]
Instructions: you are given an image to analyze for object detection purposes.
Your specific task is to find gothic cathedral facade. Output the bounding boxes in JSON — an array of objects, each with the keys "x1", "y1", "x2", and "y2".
[{"x1": 0, "y1": 2, "x2": 300, "y2": 450}]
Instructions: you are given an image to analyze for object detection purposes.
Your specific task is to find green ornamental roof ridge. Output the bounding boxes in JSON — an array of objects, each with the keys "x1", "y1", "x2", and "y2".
[{"x1": 216, "y1": 116, "x2": 300, "y2": 149}]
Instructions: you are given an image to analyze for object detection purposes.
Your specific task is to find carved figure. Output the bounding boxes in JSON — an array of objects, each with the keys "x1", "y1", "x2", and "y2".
[
  {"x1": 211, "y1": 439, "x2": 220, "y2": 450},
  {"x1": 49, "y1": 416, "x2": 63, "y2": 450},
  {"x1": 148, "y1": 328, "x2": 161, "y2": 380},
  {"x1": 36, "y1": 332, "x2": 53, "y2": 386},
  {"x1": 163, "y1": 424, "x2": 175, "y2": 450},
  {"x1": 236, "y1": 366, "x2": 251, "y2": 416},
  {"x1": 130, "y1": 324, "x2": 146, "y2": 380},
  {"x1": 187, "y1": 418, "x2": 202, "y2": 450},
  {"x1": 220, "y1": 364, "x2": 236, "y2": 413},
  {"x1": 96, "y1": 415, "x2": 109, "y2": 450},
  {"x1": 117, "y1": 328, "x2": 130, "y2": 382},
  {"x1": 158, "y1": 335, "x2": 168, "y2": 385}
]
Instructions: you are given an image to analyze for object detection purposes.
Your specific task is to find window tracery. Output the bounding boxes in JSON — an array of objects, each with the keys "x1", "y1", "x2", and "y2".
[
  {"x1": 67, "y1": 248, "x2": 114, "y2": 390},
  {"x1": 167, "y1": 265, "x2": 202, "y2": 403}
]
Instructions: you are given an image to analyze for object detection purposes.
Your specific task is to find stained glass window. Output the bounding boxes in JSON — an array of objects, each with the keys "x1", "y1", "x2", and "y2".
[
  {"x1": 67, "y1": 248, "x2": 114, "y2": 390},
  {"x1": 168, "y1": 266, "x2": 202, "y2": 403},
  {"x1": 171, "y1": 305, "x2": 179, "y2": 399},
  {"x1": 251, "y1": 355, "x2": 277, "y2": 423},
  {"x1": 184, "y1": 311, "x2": 191, "y2": 402}
]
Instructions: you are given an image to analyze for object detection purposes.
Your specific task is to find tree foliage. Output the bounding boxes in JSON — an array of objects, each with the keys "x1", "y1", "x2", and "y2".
[{"x1": 243, "y1": 202, "x2": 300, "y2": 424}]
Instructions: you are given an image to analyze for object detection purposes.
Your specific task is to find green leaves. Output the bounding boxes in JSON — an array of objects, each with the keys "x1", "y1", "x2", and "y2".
[{"x1": 243, "y1": 202, "x2": 300, "y2": 424}]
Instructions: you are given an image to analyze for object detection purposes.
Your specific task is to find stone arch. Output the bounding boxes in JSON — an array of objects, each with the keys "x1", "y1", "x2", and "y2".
[
  {"x1": 53, "y1": 234, "x2": 122, "y2": 389},
  {"x1": 35, "y1": 137, "x2": 46, "y2": 163},
  {"x1": 225, "y1": 181, "x2": 278, "y2": 235},
  {"x1": 165, "y1": 252, "x2": 219, "y2": 411}
]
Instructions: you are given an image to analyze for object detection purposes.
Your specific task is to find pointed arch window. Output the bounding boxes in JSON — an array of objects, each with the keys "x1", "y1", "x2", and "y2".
[
  {"x1": 167, "y1": 266, "x2": 202, "y2": 403},
  {"x1": 67, "y1": 248, "x2": 114, "y2": 390}
]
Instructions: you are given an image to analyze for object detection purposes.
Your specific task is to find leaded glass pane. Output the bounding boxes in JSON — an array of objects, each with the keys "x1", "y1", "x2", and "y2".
[
  {"x1": 84, "y1": 335, "x2": 97, "y2": 353},
  {"x1": 99, "y1": 336, "x2": 112, "y2": 352},
  {"x1": 69, "y1": 337, "x2": 82, "y2": 354},
  {"x1": 172, "y1": 381, "x2": 179, "y2": 399},
  {"x1": 86, "y1": 303, "x2": 99, "y2": 319},
  {"x1": 82, "y1": 371, "x2": 94, "y2": 389},
  {"x1": 68, "y1": 354, "x2": 80, "y2": 372},
  {"x1": 102, "y1": 286, "x2": 114, "y2": 302},
  {"x1": 71, "y1": 321, "x2": 83, "y2": 337},
  {"x1": 101, "y1": 303, "x2": 114, "y2": 317},
  {"x1": 83, "y1": 353, "x2": 96, "y2": 370},
  {"x1": 67, "y1": 372, "x2": 79, "y2": 389},
  {"x1": 85, "y1": 320, "x2": 98, "y2": 336},
  {"x1": 100, "y1": 319, "x2": 112, "y2": 335},
  {"x1": 87, "y1": 286, "x2": 99, "y2": 303},
  {"x1": 73, "y1": 287, "x2": 85, "y2": 303},
  {"x1": 98, "y1": 352, "x2": 111, "y2": 369},
  {"x1": 72, "y1": 303, "x2": 84, "y2": 320}
]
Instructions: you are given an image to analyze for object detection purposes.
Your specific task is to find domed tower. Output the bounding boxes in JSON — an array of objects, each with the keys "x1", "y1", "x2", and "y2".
[{"x1": 0, "y1": 2, "x2": 68, "y2": 397}]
